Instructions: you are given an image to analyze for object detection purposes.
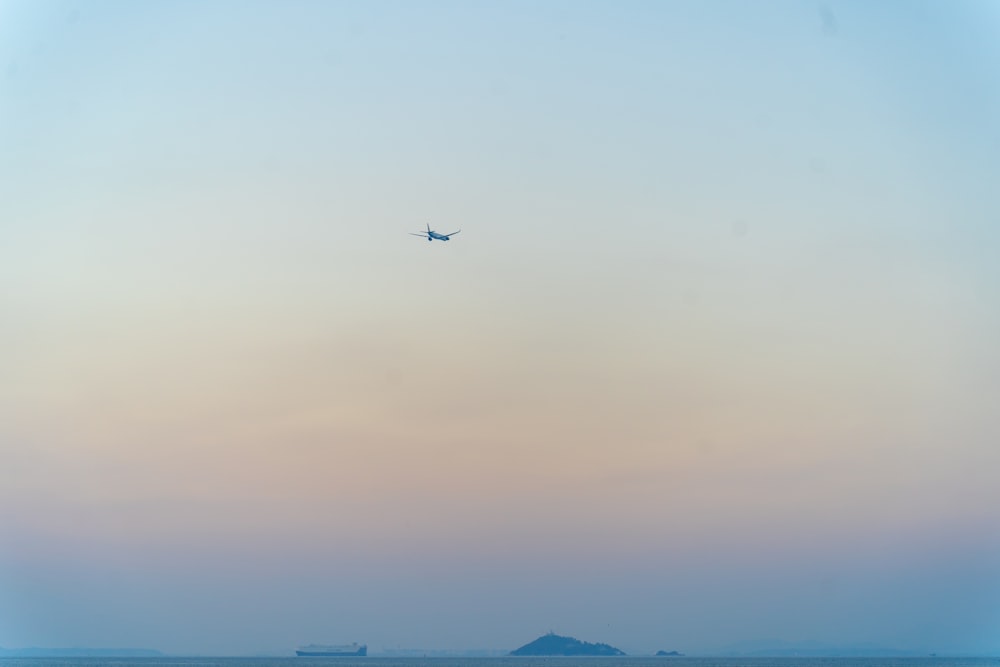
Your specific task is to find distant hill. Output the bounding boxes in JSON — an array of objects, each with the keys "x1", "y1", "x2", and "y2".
[
  {"x1": 656, "y1": 650, "x2": 684, "y2": 656},
  {"x1": 0, "y1": 647, "x2": 165, "y2": 657},
  {"x1": 510, "y1": 633, "x2": 626, "y2": 656}
]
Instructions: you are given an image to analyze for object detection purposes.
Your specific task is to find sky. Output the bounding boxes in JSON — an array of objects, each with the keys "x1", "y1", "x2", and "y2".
[{"x1": 1, "y1": 0, "x2": 999, "y2": 657}]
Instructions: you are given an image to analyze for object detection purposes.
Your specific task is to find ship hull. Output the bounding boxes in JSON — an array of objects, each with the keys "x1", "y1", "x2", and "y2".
[{"x1": 296, "y1": 646, "x2": 367, "y2": 657}]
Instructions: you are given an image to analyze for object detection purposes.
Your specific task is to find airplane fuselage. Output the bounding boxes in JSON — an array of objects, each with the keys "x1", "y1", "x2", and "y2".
[{"x1": 411, "y1": 225, "x2": 460, "y2": 241}]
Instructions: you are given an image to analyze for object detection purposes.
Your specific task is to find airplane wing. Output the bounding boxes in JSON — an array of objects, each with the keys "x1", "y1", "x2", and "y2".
[
  {"x1": 409, "y1": 232, "x2": 430, "y2": 237},
  {"x1": 444, "y1": 229, "x2": 461, "y2": 236}
]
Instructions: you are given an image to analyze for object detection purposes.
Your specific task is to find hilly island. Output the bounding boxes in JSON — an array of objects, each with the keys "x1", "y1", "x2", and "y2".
[{"x1": 510, "y1": 633, "x2": 626, "y2": 656}]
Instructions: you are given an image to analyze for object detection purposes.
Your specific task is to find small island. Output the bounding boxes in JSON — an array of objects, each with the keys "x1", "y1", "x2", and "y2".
[
  {"x1": 510, "y1": 633, "x2": 626, "y2": 656},
  {"x1": 656, "y1": 650, "x2": 685, "y2": 656}
]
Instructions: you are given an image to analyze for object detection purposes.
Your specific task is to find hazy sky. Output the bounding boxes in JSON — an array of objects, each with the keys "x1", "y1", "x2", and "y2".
[{"x1": 2, "y1": 0, "x2": 999, "y2": 656}]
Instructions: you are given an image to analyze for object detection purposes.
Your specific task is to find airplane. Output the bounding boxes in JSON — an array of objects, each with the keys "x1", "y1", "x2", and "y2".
[{"x1": 410, "y1": 224, "x2": 461, "y2": 242}]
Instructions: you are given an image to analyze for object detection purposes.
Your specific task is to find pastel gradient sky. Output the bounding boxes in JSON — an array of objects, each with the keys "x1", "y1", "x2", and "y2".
[{"x1": 2, "y1": 0, "x2": 999, "y2": 656}]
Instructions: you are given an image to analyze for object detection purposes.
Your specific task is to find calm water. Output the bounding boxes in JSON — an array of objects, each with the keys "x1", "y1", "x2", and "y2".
[{"x1": 3, "y1": 658, "x2": 1000, "y2": 667}]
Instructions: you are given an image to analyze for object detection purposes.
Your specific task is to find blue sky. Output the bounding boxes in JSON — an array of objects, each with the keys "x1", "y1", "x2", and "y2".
[{"x1": 1, "y1": 0, "x2": 999, "y2": 656}]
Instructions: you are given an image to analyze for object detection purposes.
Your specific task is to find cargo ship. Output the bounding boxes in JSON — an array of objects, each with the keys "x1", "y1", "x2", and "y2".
[{"x1": 295, "y1": 644, "x2": 367, "y2": 657}]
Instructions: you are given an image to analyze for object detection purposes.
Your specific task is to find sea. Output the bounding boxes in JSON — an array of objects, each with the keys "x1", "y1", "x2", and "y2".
[{"x1": 2, "y1": 658, "x2": 999, "y2": 667}]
